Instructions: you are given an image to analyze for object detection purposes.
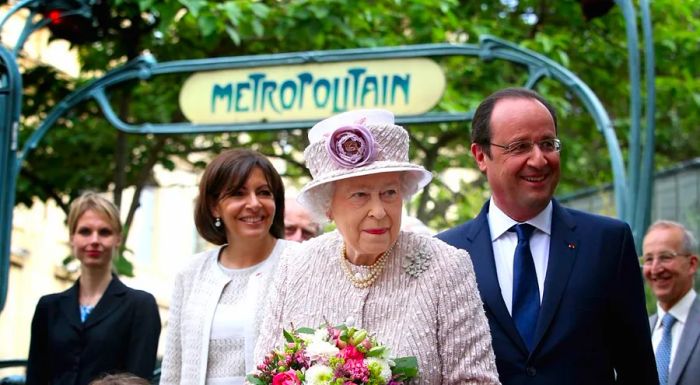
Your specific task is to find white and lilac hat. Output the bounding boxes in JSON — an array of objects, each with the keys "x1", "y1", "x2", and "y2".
[{"x1": 298, "y1": 109, "x2": 432, "y2": 215}]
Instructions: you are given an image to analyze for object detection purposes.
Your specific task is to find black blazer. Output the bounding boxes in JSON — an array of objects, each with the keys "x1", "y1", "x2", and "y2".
[
  {"x1": 26, "y1": 276, "x2": 161, "y2": 385},
  {"x1": 437, "y1": 200, "x2": 658, "y2": 385}
]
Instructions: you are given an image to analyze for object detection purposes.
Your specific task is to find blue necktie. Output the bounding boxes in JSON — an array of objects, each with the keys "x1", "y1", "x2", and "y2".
[
  {"x1": 511, "y1": 223, "x2": 540, "y2": 350},
  {"x1": 656, "y1": 313, "x2": 677, "y2": 385}
]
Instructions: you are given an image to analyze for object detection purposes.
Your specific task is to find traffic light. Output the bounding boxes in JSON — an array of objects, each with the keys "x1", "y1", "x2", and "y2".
[
  {"x1": 577, "y1": 0, "x2": 616, "y2": 20},
  {"x1": 29, "y1": 0, "x2": 109, "y2": 44}
]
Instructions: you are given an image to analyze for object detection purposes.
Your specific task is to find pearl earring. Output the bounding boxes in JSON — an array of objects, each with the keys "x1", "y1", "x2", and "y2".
[{"x1": 215, "y1": 217, "x2": 222, "y2": 227}]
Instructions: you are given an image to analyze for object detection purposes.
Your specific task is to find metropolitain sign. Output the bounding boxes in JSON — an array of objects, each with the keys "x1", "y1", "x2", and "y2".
[{"x1": 179, "y1": 58, "x2": 445, "y2": 124}]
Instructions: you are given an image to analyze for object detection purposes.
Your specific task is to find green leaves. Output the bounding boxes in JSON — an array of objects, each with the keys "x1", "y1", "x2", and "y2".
[
  {"x1": 179, "y1": 0, "x2": 207, "y2": 17},
  {"x1": 221, "y1": 2, "x2": 242, "y2": 26},
  {"x1": 283, "y1": 329, "x2": 296, "y2": 343},
  {"x1": 295, "y1": 327, "x2": 316, "y2": 335},
  {"x1": 366, "y1": 346, "x2": 386, "y2": 358},
  {"x1": 113, "y1": 250, "x2": 135, "y2": 277},
  {"x1": 16, "y1": 0, "x2": 700, "y2": 247},
  {"x1": 245, "y1": 374, "x2": 266, "y2": 385},
  {"x1": 392, "y1": 356, "x2": 419, "y2": 381}
]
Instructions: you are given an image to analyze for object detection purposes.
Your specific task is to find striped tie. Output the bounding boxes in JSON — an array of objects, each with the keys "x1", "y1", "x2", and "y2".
[{"x1": 656, "y1": 313, "x2": 677, "y2": 385}]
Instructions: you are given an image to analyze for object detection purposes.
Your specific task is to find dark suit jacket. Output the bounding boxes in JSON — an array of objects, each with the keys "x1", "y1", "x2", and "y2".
[
  {"x1": 26, "y1": 276, "x2": 161, "y2": 385},
  {"x1": 437, "y1": 200, "x2": 658, "y2": 385},
  {"x1": 649, "y1": 295, "x2": 700, "y2": 385}
]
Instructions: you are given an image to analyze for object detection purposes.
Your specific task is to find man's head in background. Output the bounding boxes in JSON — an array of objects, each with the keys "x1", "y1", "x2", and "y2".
[{"x1": 284, "y1": 198, "x2": 322, "y2": 242}]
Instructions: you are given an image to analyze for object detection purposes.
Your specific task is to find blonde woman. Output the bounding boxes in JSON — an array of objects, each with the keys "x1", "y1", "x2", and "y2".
[{"x1": 26, "y1": 192, "x2": 161, "y2": 385}]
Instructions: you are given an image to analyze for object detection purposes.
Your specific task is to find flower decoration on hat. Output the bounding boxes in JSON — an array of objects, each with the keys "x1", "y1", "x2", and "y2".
[{"x1": 325, "y1": 123, "x2": 377, "y2": 168}]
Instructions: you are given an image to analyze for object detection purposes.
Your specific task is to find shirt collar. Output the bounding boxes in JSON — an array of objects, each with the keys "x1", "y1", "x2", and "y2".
[
  {"x1": 488, "y1": 198, "x2": 553, "y2": 241},
  {"x1": 656, "y1": 289, "x2": 697, "y2": 329}
]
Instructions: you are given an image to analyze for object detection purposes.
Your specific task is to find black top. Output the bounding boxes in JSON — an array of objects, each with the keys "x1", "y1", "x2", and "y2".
[{"x1": 26, "y1": 275, "x2": 161, "y2": 385}]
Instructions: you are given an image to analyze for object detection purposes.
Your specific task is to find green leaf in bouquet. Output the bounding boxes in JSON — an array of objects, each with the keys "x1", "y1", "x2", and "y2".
[
  {"x1": 283, "y1": 329, "x2": 296, "y2": 343},
  {"x1": 245, "y1": 374, "x2": 266, "y2": 385},
  {"x1": 296, "y1": 327, "x2": 315, "y2": 334},
  {"x1": 392, "y1": 356, "x2": 419, "y2": 380},
  {"x1": 366, "y1": 346, "x2": 386, "y2": 357}
]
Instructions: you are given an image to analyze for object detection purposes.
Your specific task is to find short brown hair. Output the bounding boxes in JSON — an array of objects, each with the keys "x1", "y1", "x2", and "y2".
[
  {"x1": 88, "y1": 373, "x2": 149, "y2": 385},
  {"x1": 194, "y1": 149, "x2": 285, "y2": 245},
  {"x1": 67, "y1": 192, "x2": 122, "y2": 237},
  {"x1": 471, "y1": 87, "x2": 558, "y2": 158}
]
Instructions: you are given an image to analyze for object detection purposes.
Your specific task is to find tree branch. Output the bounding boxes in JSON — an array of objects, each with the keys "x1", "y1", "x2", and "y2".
[{"x1": 121, "y1": 136, "x2": 168, "y2": 245}]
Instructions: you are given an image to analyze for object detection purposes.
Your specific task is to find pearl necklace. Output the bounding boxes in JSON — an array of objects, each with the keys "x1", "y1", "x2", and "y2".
[{"x1": 340, "y1": 242, "x2": 396, "y2": 289}]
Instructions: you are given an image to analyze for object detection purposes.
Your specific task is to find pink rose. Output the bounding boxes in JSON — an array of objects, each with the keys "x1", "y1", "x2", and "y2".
[
  {"x1": 272, "y1": 370, "x2": 300, "y2": 385},
  {"x1": 340, "y1": 345, "x2": 364, "y2": 360}
]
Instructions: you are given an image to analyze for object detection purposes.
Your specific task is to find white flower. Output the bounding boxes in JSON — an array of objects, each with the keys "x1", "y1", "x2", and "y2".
[
  {"x1": 298, "y1": 332, "x2": 315, "y2": 344},
  {"x1": 299, "y1": 328, "x2": 330, "y2": 344},
  {"x1": 305, "y1": 340, "x2": 339, "y2": 361},
  {"x1": 305, "y1": 364, "x2": 334, "y2": 385},
  {"x1": 313, "y1": 328, "x2": 329, "y2": 341},
  {"x1": 365, "y1": 357, "x2": 392, "y2": 382}
]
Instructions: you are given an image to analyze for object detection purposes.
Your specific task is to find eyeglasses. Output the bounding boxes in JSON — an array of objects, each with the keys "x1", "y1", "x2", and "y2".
[
  {"x1": 639, "y1": 251, "x2": 690, "y2": 267},
  {"x1": 489, "y1": 138, "x2": 561, "y2": 155}
]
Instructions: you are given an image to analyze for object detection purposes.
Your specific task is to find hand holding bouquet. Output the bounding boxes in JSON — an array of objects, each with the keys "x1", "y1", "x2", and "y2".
[{"x1": 247, "y1": 324, "x2": 418, "y2": 385}]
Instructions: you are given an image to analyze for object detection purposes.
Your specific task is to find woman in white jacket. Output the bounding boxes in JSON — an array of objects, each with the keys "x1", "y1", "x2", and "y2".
[{"x1": 160, "y1": 149, "x2": 298, "y2": 385}]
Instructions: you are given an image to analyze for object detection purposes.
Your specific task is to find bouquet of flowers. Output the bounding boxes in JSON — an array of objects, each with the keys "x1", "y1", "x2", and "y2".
[{"x1": 247, "y1": 324, "x2": 418, "y2": 385}]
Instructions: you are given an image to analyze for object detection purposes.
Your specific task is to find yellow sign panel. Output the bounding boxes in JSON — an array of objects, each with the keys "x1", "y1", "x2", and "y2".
[{"x1": 179, "y1": 58, "x2": 445, "y2": 124}]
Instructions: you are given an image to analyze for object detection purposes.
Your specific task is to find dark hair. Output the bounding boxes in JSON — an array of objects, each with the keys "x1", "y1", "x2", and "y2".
[
  {"x1": 88, "y1": 373, "x2": 149, "y2": 385},
  {"x1": 471, "y1": 87, "x2": 558, "y2": 157},
  {"x1": 194, "y1": 149, "x2": 285, "y2": 245}
]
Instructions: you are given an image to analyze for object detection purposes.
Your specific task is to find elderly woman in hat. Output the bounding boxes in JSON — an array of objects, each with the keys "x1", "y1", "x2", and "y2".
[{"x1": 255, "y1": 110, "x2": 499, "y2": 384}]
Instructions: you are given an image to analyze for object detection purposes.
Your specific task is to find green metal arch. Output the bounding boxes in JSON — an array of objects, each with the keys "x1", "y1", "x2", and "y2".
[
  {"x1": 16, "y1": 35, "x2": 628, "y2": 210},
  {"x1": 0, "y1": 44, "x2": 22, "y2": 313},
  {"x1": 3, "y1": 36, "x2": 627, "y2": 313}
]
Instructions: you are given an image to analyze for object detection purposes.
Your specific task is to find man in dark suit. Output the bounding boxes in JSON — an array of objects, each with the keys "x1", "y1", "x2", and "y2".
[
  {"x1": 437, "y1": 87, "x2": 658, "y2": 385},
  {"x1": 642, "y1": 220, "x2": 699, "y2": 385}
]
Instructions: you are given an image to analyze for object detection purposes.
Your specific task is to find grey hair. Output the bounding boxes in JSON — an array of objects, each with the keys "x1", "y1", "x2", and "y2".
[
  {"x1": 647, "y1": 220, "x2": 698, "y2": 254},
  {"x1": 300, "y1": 171, "x2": 425, "y2": 224}
]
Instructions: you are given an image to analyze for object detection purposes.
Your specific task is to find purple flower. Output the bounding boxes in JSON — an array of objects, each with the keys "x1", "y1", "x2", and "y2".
[{"x1": 325, "y1": 124, "x2": 377, "y2": 168}]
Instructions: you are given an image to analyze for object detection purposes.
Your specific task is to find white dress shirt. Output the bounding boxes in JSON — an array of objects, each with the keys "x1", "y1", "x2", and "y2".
[
  {"x1": 487, "y1": 198, "x2": 552, "y2": 315},
  {"x1": 652, "y1": 289, "x2": 697, "y2": 370}
]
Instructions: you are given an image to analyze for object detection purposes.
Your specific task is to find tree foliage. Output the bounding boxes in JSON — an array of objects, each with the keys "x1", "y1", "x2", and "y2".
[{"x1": 15, "y1": 0, "x2": 700, "y2": 239}]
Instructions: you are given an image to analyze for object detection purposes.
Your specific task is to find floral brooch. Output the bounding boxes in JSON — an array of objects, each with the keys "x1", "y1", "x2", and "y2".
[
  {"x1": 325, "y1": 124, "x2": 377, "y2": 168},
  {"x1": 402, "y1": 248, "x2": 431, "y2": 278}
]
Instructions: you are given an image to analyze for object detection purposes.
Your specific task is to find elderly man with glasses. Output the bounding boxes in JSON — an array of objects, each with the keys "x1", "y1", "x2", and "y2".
[
  {"x1": 643, "y1": 220, "x2": 700, "y2": 385},
  {"x1": 438, "y1": 87, "x2": 658, "y2": 385},
  {"x1": 284, "y1": 197, "x2": 322, "y2": 242}
]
